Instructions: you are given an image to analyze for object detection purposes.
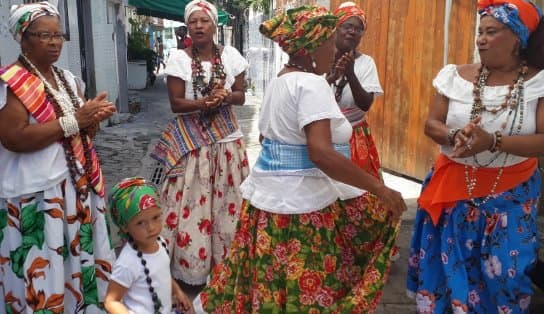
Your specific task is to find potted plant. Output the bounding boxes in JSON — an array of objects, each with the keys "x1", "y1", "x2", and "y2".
[{"x1": 127, "y1": 18, "x2": 156, "y2": 89}]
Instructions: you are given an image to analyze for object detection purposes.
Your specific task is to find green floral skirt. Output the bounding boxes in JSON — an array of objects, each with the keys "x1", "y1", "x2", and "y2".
[{"x1": 201, "y1": 193, "x2": 400, "y2": 313}]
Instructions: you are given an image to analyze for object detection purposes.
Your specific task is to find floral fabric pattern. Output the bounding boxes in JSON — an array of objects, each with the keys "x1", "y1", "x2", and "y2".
[
  {"x1": 350, "y1": 120, "x2": 382, "y2": 181},
  {"x1": 201, "y1": 193, "x2": 400, "y2": 313},
  {"x1": 161, "y1": 139, "x2": 249, "y2": 285},
  {"x1": 407, "y1": 169, "x2": 541, "y2": 313},
  {"x1": 0, "y1": 179, "x2": 115, "y2": 313}
]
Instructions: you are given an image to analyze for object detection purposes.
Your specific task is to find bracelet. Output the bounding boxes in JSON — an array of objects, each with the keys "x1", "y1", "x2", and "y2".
[
  {"x1": 447, "y1": 128, "x2": 461, "y2": 146},
  {"x1": 490, "y1": 130, "x2": 503, "y2": 153},
  {"x1": 488, "y1": 132, "x2": 497, "y2": 152},
  {"x1": 59, "y1": 115, "x2": 80, "y2": 137}
]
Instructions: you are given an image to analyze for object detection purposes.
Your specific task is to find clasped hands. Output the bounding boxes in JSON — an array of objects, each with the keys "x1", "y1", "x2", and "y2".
[
  {"x1": 327, "y1": 51, "x2": 355, "y2": 82},
  {"x1": 202, "y1": 82, "x2": 230, "y2": 112},
  {"x1": 450, "y1": 116, "x2": 495, "y2": 158}
]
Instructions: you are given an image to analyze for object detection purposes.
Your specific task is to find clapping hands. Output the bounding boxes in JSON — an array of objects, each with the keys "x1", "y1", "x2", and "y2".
[
  {"x1": 203, "y1": 81, "x2": 229, "y2": 110},
  {"x1": 75, "y1": 91, "x2": 116, "y2": 129},
  {"x1": 327, "y1": 51, "x2": 355, "y2": 83},
  {"x1": 451, "y1": 116, "x2": 494, "y2": 158}
]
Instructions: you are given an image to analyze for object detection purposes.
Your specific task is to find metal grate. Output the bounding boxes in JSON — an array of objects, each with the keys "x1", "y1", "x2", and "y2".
[{"x1": 149, "y1": 161, "x2": 165, "y2": 186}]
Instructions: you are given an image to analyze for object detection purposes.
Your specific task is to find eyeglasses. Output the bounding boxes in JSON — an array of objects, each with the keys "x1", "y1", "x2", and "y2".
[
  {"x1": 26, "y1": 31, "x2": 66, "y2": 42},
  {"x1": 339, "y1": 23, "x2": 364, "y2": 34}
]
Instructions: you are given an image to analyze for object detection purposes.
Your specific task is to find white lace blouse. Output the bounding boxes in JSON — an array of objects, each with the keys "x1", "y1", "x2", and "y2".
[{"x1": 436, "y1": 64, "x2": 544, "y2": 167}]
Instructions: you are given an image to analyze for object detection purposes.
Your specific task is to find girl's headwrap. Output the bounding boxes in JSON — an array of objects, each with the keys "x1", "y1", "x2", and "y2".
[
  {"x1": 334, "y1": 1, "x2": 367, "y2": 31},
  {"x1": 8, "y1": 1, "x2": 60, "y2": 43},
  {"x1": 184, "y1": 0, "x2": 218, "y2": 26},
  {"x1": 109, "y1": 177, "x2": 160, "y2": 236},
  {"x1": 260, "y1": 5, "x2": 338, "y2": 56},
  {"x1": 478, "y1": 0, "x2": 543, "y2": 48}
]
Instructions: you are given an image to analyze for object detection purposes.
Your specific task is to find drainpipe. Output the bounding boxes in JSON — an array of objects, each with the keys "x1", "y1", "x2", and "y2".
[{"x1": 444, "y1": 0, "x2": 453, "y2": 65}]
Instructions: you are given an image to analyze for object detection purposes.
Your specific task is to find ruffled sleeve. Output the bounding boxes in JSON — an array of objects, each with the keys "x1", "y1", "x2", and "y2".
[
  {"x1": 355, "y1": 55, "x2": 383, "y2": 96},
  {"x1": 432, "y1": 64, "x2": 473, "y2": 103},
  {"x1": 297, "y1": 75, "x2": 345, "y2": 130},
  {"x1": 222, "y1": 46, "x2": 248, "y2": 78},
  {"x1": 0, "y1": 81, "x2": 6, "y2": 111},
  {"x1": 525, "y1": 69, "x2": 544, "y2": 102},
  {"x1": 164, "y1": 49, "x2": 192, "y2": 81}
]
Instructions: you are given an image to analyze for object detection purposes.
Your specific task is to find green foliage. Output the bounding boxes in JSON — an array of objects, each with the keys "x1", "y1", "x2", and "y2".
[
  {"x1": 219, "y1": 0, "x2": 269, "y2": 13},
  {"x1": 127, "y1": 18, "x2": 156, "y2": 73}
]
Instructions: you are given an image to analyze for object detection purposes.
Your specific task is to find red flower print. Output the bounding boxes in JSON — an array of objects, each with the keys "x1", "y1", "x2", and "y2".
[
  {"x1": 217, "y1": 191, "x2": 223, "y2": 198},
  {"x1": 200, "y1": 292, "x2": 209, "y2": 307},
  {"x1": 241, "y1": 158, "x2": 249, "y2": 168},
  {"x1": 199, "y1": 247, "x2": 207, "y2": 260},
  {"x1": 322, "y1": 213, "x2": 335, "y2": 230},
  {"x1": 323, "y1": 255, "x2": 337, "y2": 273},
  {"x1": 299, "y1": 293, "x2": 315, "y2": 306},
  {"x1": 485, "y1": 213, "x2": 499, "y2": 236},
  {"x1": 466, "y1": 206, "x2": 479, "y2": 222},
  {"x1": 273, "y1": 244, "x2": 289, "y2": 264},
  {"x1": 273, "y1": 290, "x2": 286, "y2": 306},
  {"x1": 274, "y1": 215, "x2": 290, "y2": 229},
  {"x1": 522, "y1": 201, "x2": 532, "y2": 214},
  {"x1": 165, "y1": 212, "x2": 178, "y2": 229},
  {"x1": 265, "y1": 265, "x2": 275, "y2": 281},
  {"x1": 176, "y1": 191, "x2": 183, "y2": 202},
  {"x1": 225, "y1": 150, "x2": 233, "y2": 162},
  {"x1": 139, "y1": 194, "x2": 157, "y2": 211},
  {"x1": 228, "y1": 203, "x2": 237, "y2": 216},
  {"x1": 176, "y1": 232, "x2": 191, "y2": 248},
  {"x1": 227, "y1": 174, "x2": 234, "y2": 186},
  {"x1": 179, "y1": 258, "x2": 190, "y2": 268},
  {"x1": 199, "y1": 195, "x2": 207, "y2": 206},
  {"x1": 299, "y1": 214, "x2": 311, "y2": 225},
  {"x1": 310, "y1": 213, "x2": 323, "y2": 228},
  {"x1": 363, "y1": 266, "x2": 381, "y2": 285},
  {"x1": 198, "y1": 219, "x2": 213, "y2": 235},
  {"x1": 182, "y1": 206, "x2": 191, "y2": 219},
  {"x1": 287, "y1": 239, "x2": 301, "y2": 254},
  {"x1": 298, "y1": 270, "x2": 323, "y2": 295},
  {"x1": 341, "y1": 224, "x2": 357, "y2": 239},
  {"x1": 316, "y1": 287, "x2": 334, "y2": 307}
]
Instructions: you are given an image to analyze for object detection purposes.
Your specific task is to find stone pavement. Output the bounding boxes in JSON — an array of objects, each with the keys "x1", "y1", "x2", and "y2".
[{"x1": 93, "y1": 75, "x2": 544, "y2": 313}]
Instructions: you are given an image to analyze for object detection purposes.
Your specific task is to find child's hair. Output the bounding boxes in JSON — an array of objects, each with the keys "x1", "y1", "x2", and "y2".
[{"x1": 108, "y1": 177, "x2": 160, "y2": 238}]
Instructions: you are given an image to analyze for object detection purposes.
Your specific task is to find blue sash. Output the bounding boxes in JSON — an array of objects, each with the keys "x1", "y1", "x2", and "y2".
[{"x1": 255, "y1": 138, "x2": 350, "y2": 172}]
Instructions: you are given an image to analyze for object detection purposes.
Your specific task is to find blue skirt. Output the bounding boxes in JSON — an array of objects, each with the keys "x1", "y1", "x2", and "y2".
[{"x1": 407, "y1": 169, "x2": 541, "y2": 313}]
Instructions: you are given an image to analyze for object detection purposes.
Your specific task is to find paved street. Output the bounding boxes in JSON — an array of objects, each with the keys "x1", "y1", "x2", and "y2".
[{"x1": 94, "y1": 74, "x2": 544, "y2": 313}]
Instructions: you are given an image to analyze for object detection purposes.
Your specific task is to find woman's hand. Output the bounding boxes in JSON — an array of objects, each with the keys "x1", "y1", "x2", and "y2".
[
  {"x1": 451, "y1": 116, "x2": 494, "y2": 158},
  {"x1": 326, "y1": 52, "x2": 355, "y2": 83},
  {"x1": 76, "y1": 92, "x2": 116, "y2": 129},
  {"x1": 172, "y1": 281, "x2": 194, "y2": 314},
  {"x1": 373, "y1": 185, "x2": 407, "y2": 221}
]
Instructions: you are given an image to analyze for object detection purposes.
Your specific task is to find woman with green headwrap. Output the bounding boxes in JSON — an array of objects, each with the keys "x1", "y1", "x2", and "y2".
[
  {"x1": 196, "y1": 5, "x2": 406, "y2": 313},
  {"x1": 105, "y1": 177, "x2": 194, "y2": 314}
]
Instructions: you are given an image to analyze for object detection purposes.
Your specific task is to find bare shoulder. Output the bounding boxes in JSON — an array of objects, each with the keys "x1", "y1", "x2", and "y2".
[{"x1": 456, "y1": 63, "x2": 479, "y2": 82}]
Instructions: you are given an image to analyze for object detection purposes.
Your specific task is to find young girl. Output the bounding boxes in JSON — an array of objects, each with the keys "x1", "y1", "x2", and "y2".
[{"x1": 104, "y1": 177, "x2": 194, "y2": 314}]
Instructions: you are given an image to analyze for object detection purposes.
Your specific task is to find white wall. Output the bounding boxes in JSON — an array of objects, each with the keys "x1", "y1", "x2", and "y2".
[
  {"x1": 0, "y1": 0, "x2": 81, "y2": 78},
  {"x1": 91, "y1": 0, "x2": 119, "y2": 104}
]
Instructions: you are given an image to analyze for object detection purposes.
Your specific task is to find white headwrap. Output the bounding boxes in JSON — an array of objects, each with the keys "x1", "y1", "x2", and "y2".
[
  {"x1": 8, "y1": 1, "x2": 60, "y2": 43},
  {"x1": 184, "y1": 0, "x2": 218, "y2": 25}
]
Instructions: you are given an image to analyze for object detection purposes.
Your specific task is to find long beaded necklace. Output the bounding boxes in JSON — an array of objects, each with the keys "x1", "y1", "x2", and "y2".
[
  {"x1": 284, "y1": 63, "x2": 310, "y2": 72},
  {"x1": 333, "y1": 75, "x2": 349, "y2": 102},
  {"x1": 191, "y1": 45, "x2": 226, "y2": 128},
  {"x1": 464, "y1": 63, "x2": 527, "y2": 206},
  {"x1": 128, "y1": 236, "x2": 170, "y2": 314},
  {"x1": 19, "y1": 54, "x2": 94, "y2": 197}
]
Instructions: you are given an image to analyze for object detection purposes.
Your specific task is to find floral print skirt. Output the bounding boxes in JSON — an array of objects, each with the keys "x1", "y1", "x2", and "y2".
[
  {"x1": 407, "y1": 170, "x2": 541, "y2": 314},
  {"x1": 350, "y1": 120, "x2": 382, "y2": 180},
  {"x1": 0, "y1": 177, "x2": 115, "y2": 314},
  {"x1": 200, "y1": 192, "x2": 400, "y2": 313},
  {"x1": 161, "y1": 139, "x2": 249, "y2": 285}
]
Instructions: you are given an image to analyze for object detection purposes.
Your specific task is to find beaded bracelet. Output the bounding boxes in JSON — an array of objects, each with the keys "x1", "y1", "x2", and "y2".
[
  {"x1": 447, "y1": 128, "x2": 461, "y2": 146},
  {"x1": 59, "y1": 115, "x2": 80, "y2": 137},
  {"x1": 489, "y1": 131, "x2": 503, "y2": 152}
]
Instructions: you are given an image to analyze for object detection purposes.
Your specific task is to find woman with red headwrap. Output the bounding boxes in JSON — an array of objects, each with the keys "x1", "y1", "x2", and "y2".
[
  {"x1": 407, "y1": 1, "x2": 544, "y2": 312},
  {"x1": 195, "y1": 5, "x2": 406, "y2": 313}
]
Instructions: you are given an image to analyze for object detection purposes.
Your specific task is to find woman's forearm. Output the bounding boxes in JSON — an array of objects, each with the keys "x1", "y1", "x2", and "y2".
[
  {"x1": 346, "y1": 71, "x2": 373, "y2": 111},
  {"x1": 1, "y1": 120, "x2": 64, "y2": 153},
  {"x1": 170, "y1": 97, "x2": 205, "y2": 113},
  {"x1": 500, "y1": 134, "x2": 544, "y2": 157},
  {"x1": 226, "y1": 90, "x2": 245, "y2": 105}
]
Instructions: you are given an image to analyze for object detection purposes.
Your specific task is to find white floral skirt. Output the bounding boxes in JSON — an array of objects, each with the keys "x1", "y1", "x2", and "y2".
[
  {"x1": 160, "y1": 139, "x2": 249, "y2": 285},
  {"x1": 0, "y1": 177, "x2": 115, "y2": 313}
]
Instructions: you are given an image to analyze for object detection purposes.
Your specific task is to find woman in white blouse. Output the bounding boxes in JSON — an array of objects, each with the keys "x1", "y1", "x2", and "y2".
[
  {"x1": 407, "y1": 1, "x2": 544, "y2": 312},
  {"x1": 197, "y1": 5, "x2": 406, "y2": 313}
]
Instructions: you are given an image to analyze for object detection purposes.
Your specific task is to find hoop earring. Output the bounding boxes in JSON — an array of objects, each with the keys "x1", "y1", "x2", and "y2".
[{"x1": 310, "y1": 55, "x2": 317, "y2": 72}]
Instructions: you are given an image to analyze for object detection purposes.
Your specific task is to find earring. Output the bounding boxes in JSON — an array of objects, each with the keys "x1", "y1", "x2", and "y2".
[{"x1": 310, "y1": 55, "x2": 317, "y2": 72}]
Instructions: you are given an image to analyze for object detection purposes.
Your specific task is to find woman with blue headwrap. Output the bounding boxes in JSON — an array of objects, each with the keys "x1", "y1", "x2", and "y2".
[
  {"x1": 0, "y1": 2, "x2": 116, "y2": 313},
  {"x1": 407, "y1": 0, "x2": 544, "y2": 312}
]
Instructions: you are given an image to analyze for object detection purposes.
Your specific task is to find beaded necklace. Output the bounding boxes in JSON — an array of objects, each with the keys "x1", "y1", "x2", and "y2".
[
  {"x1": 19, "y1": 54, "x2": 94, "y2": 198},
  {"x1": 464, "y1": 63, "x2": 527, "y2": 206},
  {"x1": 333, "y1": 75, "x2": 349, "y2": 102},
  {"x1": 284, "y1": 63, "x2": 310, "y2": 72},
  {"x1": 191, "y1": 45, "x2": 226, "y2": 128},
  {"x1": 128, "y1": 236, "x2": 169, "y2": 314}
]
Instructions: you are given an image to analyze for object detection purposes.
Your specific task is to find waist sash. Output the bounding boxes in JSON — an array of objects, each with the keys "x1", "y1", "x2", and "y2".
[
  {"x1": 418, "y1": 153, "x2": 538, "y2": 225},
  {"x1": 255, "y1": 138, "x2": 350, "y2": 173}
]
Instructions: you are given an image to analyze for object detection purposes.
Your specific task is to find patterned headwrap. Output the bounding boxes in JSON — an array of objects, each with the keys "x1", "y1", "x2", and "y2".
[
  {"x1": 8, "y1": 1, "x2": 60, "y2": 43},
  {"x1": 334, "y1": 1, "x2": 367, "y2": 30},
  {"x1": 185, "y1": 0, "x2": 218, "y2": 26},
  {"x1": 478, "y1": 0, "x2": 542, "y2": 48},
  {"x1": 109, "y1": 177, "x2": 160, "y2": 235},
  {"x1": 260, "y1": 5, "x2": 338, "y2": 56}
]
